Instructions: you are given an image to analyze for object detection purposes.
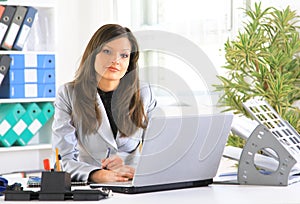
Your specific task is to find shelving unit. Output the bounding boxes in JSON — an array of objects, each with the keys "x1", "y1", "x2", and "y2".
[{"x1": 0, "y1": 0, "x2": 56, "y2": 174}]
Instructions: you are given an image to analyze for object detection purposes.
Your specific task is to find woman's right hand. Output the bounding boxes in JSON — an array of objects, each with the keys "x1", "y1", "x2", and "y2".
[{"x1": 89, "y1": 165, "x2": 135, "y2": 183}]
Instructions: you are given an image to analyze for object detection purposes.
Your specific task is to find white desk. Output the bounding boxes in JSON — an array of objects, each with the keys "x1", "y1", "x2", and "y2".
[
  {"x1": 111, "y1": 183, "x2": 299, "y2": 204},
  {"x1": 1, "y1": 180, "x2": 300, "y2": 204},
  {"x1": 2, "y1": 158, "x2": 299, "y2": 203}
]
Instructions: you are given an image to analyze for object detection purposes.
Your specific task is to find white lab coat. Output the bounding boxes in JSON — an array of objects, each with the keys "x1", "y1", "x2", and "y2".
[{"x1": 51, "y1": 82, "x2": 157, "y2": 181}]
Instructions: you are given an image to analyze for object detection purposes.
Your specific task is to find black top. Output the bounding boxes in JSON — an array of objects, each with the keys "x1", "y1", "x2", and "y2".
[{"x1": 97, "y1": 88, "x2": 118, "y2": 138}]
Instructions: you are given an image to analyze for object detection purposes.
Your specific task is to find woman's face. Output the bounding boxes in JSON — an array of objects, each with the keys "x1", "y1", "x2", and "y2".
[{"x1": 95, "y1": 37, "x2": 131, "y2": 84}]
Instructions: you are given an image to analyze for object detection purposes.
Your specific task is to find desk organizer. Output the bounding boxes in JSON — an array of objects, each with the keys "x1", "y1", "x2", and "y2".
[
  {"x1": 237, "y1": 99, "x2": 300, "y2": 186},
  {"x1": 4, "y1": 171, "x2": 109, "y2": 201},
  {"x1": 39, "y1": 171, "x2": 71, "y2": 200}
]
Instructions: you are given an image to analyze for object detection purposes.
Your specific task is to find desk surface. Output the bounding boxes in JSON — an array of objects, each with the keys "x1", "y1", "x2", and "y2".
[
  {"x1": 2, "y1": 158, "x2": 299, "y2": 204},
  {"x1": 1, "y1": 180, "x2": 300, "y2": 204}
]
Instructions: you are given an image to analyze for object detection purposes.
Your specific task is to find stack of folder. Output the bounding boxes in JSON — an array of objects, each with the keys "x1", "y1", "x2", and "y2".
[
  {"x1": 0, "y1": 5, "x2": 37, "y2": 51},
  {"x1": 0, "y1": 103, "x2": 26, "y2": 147},
  {"x1": 0, "y1": 53, "x2": 56, "y2": 99},
  {"x1": 0, "y1": 102, "x2": 54, "y2": 147}
]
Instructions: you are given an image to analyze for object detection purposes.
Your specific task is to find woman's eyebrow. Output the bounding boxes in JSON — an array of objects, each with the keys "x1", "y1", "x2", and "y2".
[{"x1": 103, "y1": 45, "x2": 131, "y2": 51}]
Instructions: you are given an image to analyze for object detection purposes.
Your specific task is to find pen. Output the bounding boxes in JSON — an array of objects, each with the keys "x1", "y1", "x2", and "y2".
[
  {"x1": 103, "y1": 147, "x2": 111, "y2": 170},
  {"x1": 105, "y1": 147, "x2": 111, "y2": 159}
]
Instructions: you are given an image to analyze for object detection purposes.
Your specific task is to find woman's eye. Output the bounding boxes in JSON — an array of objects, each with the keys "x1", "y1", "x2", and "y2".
[
  {"x1": 120, "y1": 53, "x2": 129, "y2": 58},
  {"x1": 102, "y1": 49, "x2": 111, "y2": 54}
]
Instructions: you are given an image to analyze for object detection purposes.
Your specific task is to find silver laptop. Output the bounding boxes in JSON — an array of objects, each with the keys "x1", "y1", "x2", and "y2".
[{"x1": 90, "y1": 113, "x2": 233, "y2": 194}]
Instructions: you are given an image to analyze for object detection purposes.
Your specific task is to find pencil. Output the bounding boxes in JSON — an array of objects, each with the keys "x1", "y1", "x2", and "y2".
[{"x1": 55, "y1": 148, "x2": 61, "y2": 171}]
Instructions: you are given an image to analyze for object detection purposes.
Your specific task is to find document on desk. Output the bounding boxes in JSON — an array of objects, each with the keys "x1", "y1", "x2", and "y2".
[{"x1": 27, "y1": 176, "x2": 88, "y2": 188}]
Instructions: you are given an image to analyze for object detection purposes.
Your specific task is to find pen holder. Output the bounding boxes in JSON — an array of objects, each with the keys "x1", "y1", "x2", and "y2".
[{"x1": 39, "y1": 171, "x2": 71, "y2": 201}]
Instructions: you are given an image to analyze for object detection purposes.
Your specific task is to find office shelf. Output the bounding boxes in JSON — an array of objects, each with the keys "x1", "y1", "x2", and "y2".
[
  {"x1": 0, "y1": 144, "x2": 51, "y2": 153},
  {"x1": 0, "y1": 144, "x2": 52, "y2": 174},
  {"x1": 0, "y1": 98, "x2": 55, "y2": 103},
  {"x1": 0, "y1": 50, "x2": 56, "y2": 55},
  {"x1": 0, "y1": 0, "x2": 56, "y2": 174}
]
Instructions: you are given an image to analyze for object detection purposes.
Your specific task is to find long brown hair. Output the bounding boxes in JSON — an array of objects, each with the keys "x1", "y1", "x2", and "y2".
[{"x1": 70, "y1": 24, "x2": 147, "y2": 136}]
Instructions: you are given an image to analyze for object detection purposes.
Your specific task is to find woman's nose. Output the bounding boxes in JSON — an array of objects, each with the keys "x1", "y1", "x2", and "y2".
[{"x1": 111, "y1": 54, "x2": 120, "y2": 64}]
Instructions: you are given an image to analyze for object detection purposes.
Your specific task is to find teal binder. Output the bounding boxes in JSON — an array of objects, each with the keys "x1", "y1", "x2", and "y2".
[
  {"x1": 36, "y1": 102, "x2": 54, "y2": 125},
  {"x1": 15, "y1": 102, "x2": 54, "y2": 146},
  {"x1": 12, "y1": 103, "x2": 42, "y2": 146},
  {"x1": 0, "y1": 103, "x2": 26, "y2": 147}
]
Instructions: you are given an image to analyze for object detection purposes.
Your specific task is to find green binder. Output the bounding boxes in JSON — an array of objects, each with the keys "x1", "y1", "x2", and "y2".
[
  {"x1": 16, "y1": 102, "x2": 54, "y2": 146},
  {"x1": 0, "y1": 103, "x2": 26, "y2": 147},
  {"x1": 12, "y1": 103, "x2": 42, "y2": 146}
]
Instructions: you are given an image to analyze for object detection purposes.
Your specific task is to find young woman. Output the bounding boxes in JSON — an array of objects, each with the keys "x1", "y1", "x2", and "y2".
[{"x1": 52, "y1": 24, "x2": 157, "y2": 183}]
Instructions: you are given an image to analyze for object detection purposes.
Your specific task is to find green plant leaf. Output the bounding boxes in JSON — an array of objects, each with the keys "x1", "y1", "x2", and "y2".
[{"x1": 215, "y1": 2, "x2": 300, "y2": 148}]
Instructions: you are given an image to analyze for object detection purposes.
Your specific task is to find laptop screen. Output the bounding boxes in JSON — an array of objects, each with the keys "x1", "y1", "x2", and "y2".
[
  {"x1": 90, "y1": 113, "x2": 233, "y2": 194},
  {"x1": 132, "y1": 113, "x2": 233, "y2": 187}
]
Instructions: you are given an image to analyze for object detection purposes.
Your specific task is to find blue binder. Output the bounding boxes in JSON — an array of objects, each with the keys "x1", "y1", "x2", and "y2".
[
  {"x1": 38, "y1": 83, "x2": 55, "y2": 98},
  {"x1": 3, "y1": 68, "x2": 24, "y2": 84},
  {"x1": 37, "y1": 54, "x2": 55, "y2": 68},
  {"x1": 9, "y1": 54, "x2": 25, "y2": 69},
  {"x1": 0, "y1": 83, "x2": 37, "y2": 98},
  {"x1": 0, "y1": 83, "x2": 24, "y2": 98},
  {"x1": 1, "y1": 53, "x2": 56, "y2": 99},
  {"x1": 0, "y1": 83, "x2": 55, "y2": 98},
  {"x1": 37, "y1": 69, "x2": 55, "y2": 83},
  {"x1": 9, "y1": 54, "x2": 56, "y2": 69}
]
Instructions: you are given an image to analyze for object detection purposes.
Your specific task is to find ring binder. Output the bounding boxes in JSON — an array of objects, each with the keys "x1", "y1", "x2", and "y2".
[
  {"x1": 0, "y1": 5, "x2": 5, "y2": 19},
  {"x1": 1, "y1": 6, "x2": 27, "y2": 50},
  {"x1": 13, "y1": 6, "x2": 37, "y2": 51},
  {"x1": 0, "y1": 103, "x2": 26, "y2": 147},
  {"x1": 0, "y1": 6, "x2": 16, "y2": 46},
  {"x1": 9, "y1": 103, "x2": 41, "y2": 146},
  {"x1": 0, "y1": 55, "x2": 12, "y2": 85}
]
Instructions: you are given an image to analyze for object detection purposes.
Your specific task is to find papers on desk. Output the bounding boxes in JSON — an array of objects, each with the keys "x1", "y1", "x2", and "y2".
[
  {"x1": 214, "y1": 172, "x2": 239, "y2": 184},
  {"x1": 27, "y1": 176, "x2": 87, "y2": 188}
]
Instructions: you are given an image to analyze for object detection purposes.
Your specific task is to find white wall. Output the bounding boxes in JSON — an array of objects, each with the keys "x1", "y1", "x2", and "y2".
[{"x1": 55, "y1": 0, "x2": 115, "y2": 87}]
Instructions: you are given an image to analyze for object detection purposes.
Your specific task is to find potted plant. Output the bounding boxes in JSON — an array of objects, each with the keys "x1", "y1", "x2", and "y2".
[{"x1": 215, "y1": 2, "x2": 300, "y2": 147}]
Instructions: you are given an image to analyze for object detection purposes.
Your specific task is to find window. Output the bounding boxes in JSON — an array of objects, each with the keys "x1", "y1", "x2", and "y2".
[{"x1": 114, "y1": 0, "x2": 247, "y2": 107}]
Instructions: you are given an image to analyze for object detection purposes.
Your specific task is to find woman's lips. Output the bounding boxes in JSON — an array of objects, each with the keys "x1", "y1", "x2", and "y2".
[{"x1": 107, "y1": 66, "x2": 119, "y2": 72}]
